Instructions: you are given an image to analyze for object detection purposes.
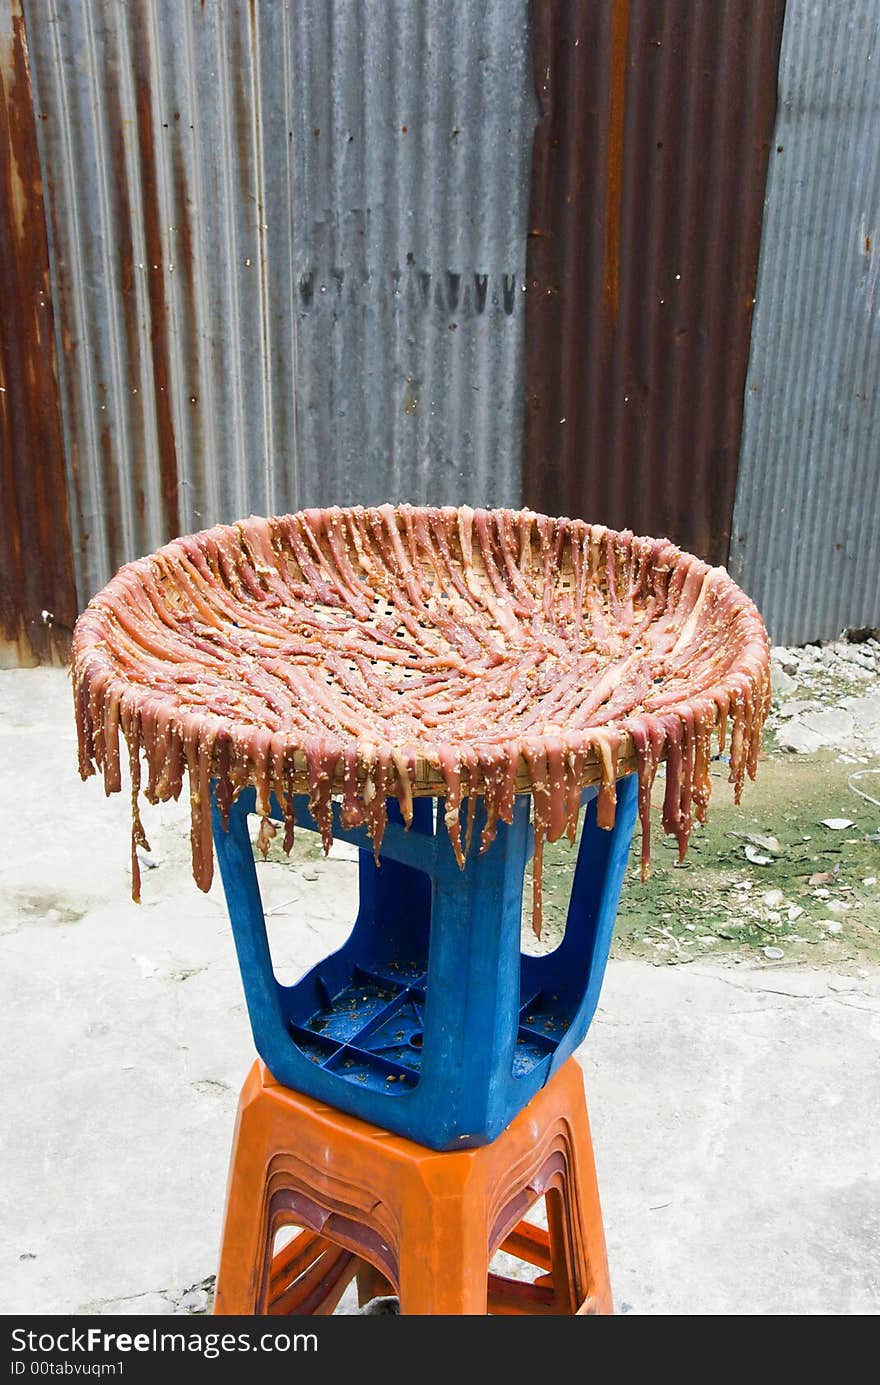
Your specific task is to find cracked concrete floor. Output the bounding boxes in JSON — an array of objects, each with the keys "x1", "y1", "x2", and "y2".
[{"x1": 1, "y1": 669, "x2": 878, "y2": 1316}]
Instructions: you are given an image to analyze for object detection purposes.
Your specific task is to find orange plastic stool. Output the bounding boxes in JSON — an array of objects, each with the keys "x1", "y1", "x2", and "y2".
[{"x1": 214, "y1": 1057, "x2": 613, "y2": 1316}]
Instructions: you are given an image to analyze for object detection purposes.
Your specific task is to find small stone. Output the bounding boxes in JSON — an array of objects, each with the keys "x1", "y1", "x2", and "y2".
[
  {"x1": 301, "y1": 865, "x2": 319, "y2": 881},
  {"x1": 827, "y1": 899, "x2": 850, "y2": 914},
  {"x1": 762, "y1": 889, "x2": 785, "y2": 908},
  {"x1": 801, "y1": 708, "x2": 855, "y2": 746},
  {"x1": 787, "y1": 904, "x2": 804, "y2": 921},
  {"x1": 178, "y1": 1288, "x2": 210, "y2": 1313},
  {"x1": 843, "y1": 693, "x2": 880, "y2": 735},
  {"x1": 863, "y1": 877, "x2": 877, "y2": 887},
  {"x1": 838, "y1": 645, "x2": 876, "y2": 669},
  {"x1": 821, "y1": 818, "x2": 854, "y2": 830},
  {"x1": 745, "y1": 844, "x2": 772, "y2": 865},
  {"x1": 777, "y1": 698, "x2": 814, "y2": 718},
  {"x1": 740, "y1": 832, "x2": 782, "y2": 855},
  {"x1": 771, "y1": 665, "x2": 797, "y2": 696},
  {"x1": 361, "y1": 1296, "x2": 400, "y2": 1315},
  {"x1": 775, "y1": 722, "x2": 824, "y2": 754},
  {"x1": 824, "y1": 920, "x2": 844, "y2": 934}
]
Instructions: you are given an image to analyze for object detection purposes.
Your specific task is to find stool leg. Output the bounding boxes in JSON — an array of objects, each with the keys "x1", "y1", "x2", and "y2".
[
  {"x1": 545, "y1": 1186, "x2": 585, "y2": 1313},
  {"x1": 214, "y1": 1064, "x2": 275, "y2": 1314},
  {"x1": 397, "y1": 1173, "x2": 489, "y2": 1315},
  {"x1": 356, "y1": 1260, "x2": 396, "y2": 1308},
  {"x1": 560, "y1": 1075, "x2": 613, "y2": 1315},
  {"x1": 267, "y1": 1228, "x2": 360, "y2": 1315}
]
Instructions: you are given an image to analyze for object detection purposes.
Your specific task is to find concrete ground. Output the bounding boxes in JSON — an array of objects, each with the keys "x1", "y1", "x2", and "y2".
[{"x1": 1, "y1": 668, "x2": 878, "y2": 1316}]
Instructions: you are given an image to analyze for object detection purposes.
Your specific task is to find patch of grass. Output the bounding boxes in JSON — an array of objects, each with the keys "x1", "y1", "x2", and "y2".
[{"x1": 537, "y1": 752, "x2": 880, "y2": 969}]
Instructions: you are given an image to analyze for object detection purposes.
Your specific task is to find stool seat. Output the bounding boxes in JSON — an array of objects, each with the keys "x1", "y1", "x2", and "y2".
[
  {"x1": 214, "y1": 1056, "x2": 613, "y2": 1316},
  {"x1": 212, "y1": 776, "x2": 637, "y2": 1149}
]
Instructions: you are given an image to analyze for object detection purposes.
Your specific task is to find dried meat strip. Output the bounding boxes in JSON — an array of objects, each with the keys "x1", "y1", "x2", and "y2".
[{"x1": 71, "y1": 506, "x2": 771, "y2": 937}]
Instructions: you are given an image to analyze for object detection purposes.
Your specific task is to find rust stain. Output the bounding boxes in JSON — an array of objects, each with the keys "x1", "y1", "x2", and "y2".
[
  {"x1": 171, "y1": 126, "x2": 206, "y2": 500},
  {"x1": 603, "y1": 0, "x2": 629, "y2": 325},
  {"x1": 523, "y1": 0, "x2": 611, "y2": 521},
  {"x1": 132, "y1": 34, "x2": 181, "y2": 541},
  {"x1": 105, "y1": 65, "x2": 147, "y2": 570},
  {"x1": 230, "y1": 16, "x2": 255, "y2": 200},
  {"x1": 176, "y1": 156, "x2": 195, "y2": 298},
  {"x1": 98, "y1": 421, "x2": 121, "y2": 569},
  {"x1": 0, "y1": 4, "x2": 76, "y2": 663},
  {"x1": 523, "y1": 0, "x2": 786, "y2": 567}
]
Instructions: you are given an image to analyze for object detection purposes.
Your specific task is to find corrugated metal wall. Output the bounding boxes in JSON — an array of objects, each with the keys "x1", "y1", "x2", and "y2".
[
  {"x1": 27, "y1": 0, "x2": 296, "y2": 607},
  {"x1": 25, "y1": 0, "x2": 536, "y2": 612},
  {"x1": 730, "y1": 0, "x2": 880, "y2": 644},
  {"x1": 29, "y1": 0, "x2": 306, "y2": 608},
  {"x1": 2, "y1": 0, "x2": 879, "y2": 660},
  {"x1": 522, "y1": 0, "x2": 786, "y2": 567},
  {"x1": 289, "y1": 0, "x2": 535, "y2": 511}
]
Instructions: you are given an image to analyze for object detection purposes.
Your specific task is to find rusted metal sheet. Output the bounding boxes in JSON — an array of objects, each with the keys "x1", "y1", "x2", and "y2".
[
  {"x1": 28, "y1": 2, "x2": 228, "y2": 604},
  {"x1": 25, "y1": 0, "x2": 536, "y2": 613},
  {"x1": 0, "y1": 0, "x2": 75, "y2": 664},
  {"x1": 25, "y1": 0, "x2": 300, "y2": 606},
  {"x1": 730, "y1": 0, "x2": 880, "y2": 644},
  {"x1": 523, "y1": 0, "x2": 786, "y2": 566}
]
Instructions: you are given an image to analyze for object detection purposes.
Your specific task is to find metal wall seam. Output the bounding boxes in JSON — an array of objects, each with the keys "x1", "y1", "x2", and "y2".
[
  {"x1": 523, "y1": 0, "x2": 786, "y2": 568},
  {"x1": 731, "y1": 0, "x2": 880, "y2": 644}
]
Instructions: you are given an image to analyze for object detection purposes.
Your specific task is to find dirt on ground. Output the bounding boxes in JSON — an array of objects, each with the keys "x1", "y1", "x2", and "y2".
[{"x1": 536, "y1": 751, "x2": 879, "y2": 970}]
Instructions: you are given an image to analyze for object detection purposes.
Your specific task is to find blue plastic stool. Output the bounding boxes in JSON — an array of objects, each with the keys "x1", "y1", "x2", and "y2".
[{"x1": 212, "y1": 774, "x2": 638, "y2": 1151}]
